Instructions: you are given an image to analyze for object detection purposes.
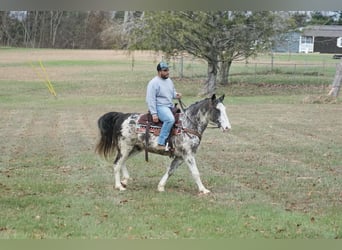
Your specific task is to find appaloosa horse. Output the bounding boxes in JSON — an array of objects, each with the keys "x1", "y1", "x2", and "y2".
[{"x1": 96, "y1": 94, "x2": 231, "y2": 194}]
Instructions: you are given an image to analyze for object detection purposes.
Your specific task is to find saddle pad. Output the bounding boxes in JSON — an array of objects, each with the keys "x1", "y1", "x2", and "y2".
[
  {"x1": 136, "y1": 124, "x2": 181, "y2": 136},
  {"x1": 137, "y1": 113, "x2": 183, "y2": 127}
]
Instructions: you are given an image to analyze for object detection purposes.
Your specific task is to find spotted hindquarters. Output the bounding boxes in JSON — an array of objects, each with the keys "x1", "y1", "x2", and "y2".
[{"x1": 95, "y1": 112, "x2": 132, "y2": 158}]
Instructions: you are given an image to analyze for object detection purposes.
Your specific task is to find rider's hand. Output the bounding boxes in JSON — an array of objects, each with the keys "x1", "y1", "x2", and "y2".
[{"x1": 152, "y1": 114, "x2": 159, "y2": 123}]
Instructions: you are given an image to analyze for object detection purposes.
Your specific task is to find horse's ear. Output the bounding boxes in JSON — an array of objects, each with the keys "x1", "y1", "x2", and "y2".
[
  {"x1": 211, "y1": 94, "x2": 216, "y2": 101},
  {"x1": 218, "y1": 94, "x2": 225, "y2": 102}
]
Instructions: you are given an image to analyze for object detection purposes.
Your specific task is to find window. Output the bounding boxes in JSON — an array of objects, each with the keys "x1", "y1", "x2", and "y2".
[{"x1": 301, "y1": 36, "x2": 313, "y2": 44}]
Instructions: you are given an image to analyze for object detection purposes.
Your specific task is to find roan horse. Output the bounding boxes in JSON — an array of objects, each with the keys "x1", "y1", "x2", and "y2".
[{"x1": 95, "y1": 94, "x2": 231, "y2": 194}]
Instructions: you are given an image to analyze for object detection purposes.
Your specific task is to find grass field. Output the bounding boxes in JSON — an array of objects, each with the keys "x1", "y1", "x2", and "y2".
[{"x1": 0, "y1": 48, "x2": 341, "y2": 239}]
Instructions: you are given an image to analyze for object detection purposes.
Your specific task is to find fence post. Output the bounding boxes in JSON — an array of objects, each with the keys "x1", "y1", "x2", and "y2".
[
  {"x1": 180, "y1": 55, "x2": 184, "y2": 79},
  {"x1": 328, "y1": 60, "x2": 342, "y2": 97}
]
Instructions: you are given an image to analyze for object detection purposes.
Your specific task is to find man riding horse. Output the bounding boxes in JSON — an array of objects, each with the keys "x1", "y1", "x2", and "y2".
[
  {"x1": 146, "y1": 62, "x2": 182, "y2": 151},
  {"x1": 96, "y1": 61, "x2": 231, "y2": 193}
]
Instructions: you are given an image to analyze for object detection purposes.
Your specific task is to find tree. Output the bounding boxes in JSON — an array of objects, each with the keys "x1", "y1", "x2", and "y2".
[
  {"x1": 83, "y1": 11, "x2": 113, "y2": 49},
  {"x1": 49, "y1": 11, "x2": 64, "y2": 47},
  {"x1": 0, "y1": 11, "x2": 15, "y2": 46},
  {"x1": 131, "y1": 11, "x2": 282, "y2": 95},
  {"x1": 6, "y1": 11, "x2": 65, "y2": 48},
  {"x1": 336, "y1": 11, "x2": 342, "y2": 25},
  {"x1": 217, "y1": 11, "x2": 287, "y2": 86},
  {"x1": 101, "y1": 11, "x2": 145, "y2": 49},
  {"x1": 1, "y1": 11, "x2": 118, "y2": 49},
  {"x1": 309, "y1": 11, "x2": 336, "y2": 25},
  {"x1": 55, "y1": 11, "x2": 88, "y2": 48},
  {"x1": 288, "y1": 11, "x2": 310, "y2": 28}
]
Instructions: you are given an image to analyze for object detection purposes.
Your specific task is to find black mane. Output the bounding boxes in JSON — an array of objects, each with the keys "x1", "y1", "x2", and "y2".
[
  {"x1": 185, "y1": 97, "x2": 211, "y2": 116},
  {"x1": 183, "y1": 97, "x2": 213, "y2": 133}
]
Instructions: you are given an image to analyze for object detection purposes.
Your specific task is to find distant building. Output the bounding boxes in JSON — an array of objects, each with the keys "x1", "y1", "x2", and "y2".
[
  {"x1": 273, "y1": 32, "x2": 301, "y2": 53},
  {"x1": 273, "y1": 25, "x2": 342, "y2": 54},
  {"x1": 299, "y1": 25, "x2": 342, "y2": 54}
]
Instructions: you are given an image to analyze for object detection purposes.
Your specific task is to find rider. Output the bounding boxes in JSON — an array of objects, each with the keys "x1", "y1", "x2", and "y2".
[{"x1": 146, "y1": 62, "x2": 182, "y2": 150}]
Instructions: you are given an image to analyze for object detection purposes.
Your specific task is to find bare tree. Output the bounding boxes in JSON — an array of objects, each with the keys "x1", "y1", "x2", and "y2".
[
  {"x1": 50, "y1": 11, "x2": 64, "y2": 47},
  {"x1": 0, "y1": 11, "x2": 11, "y2": 46}
]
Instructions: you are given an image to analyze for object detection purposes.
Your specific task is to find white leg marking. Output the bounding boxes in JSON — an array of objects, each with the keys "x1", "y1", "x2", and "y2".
[
  {"x1": 121, "y1": 164, "x2": 130, "y2": 187},
  {"x1": 113, "y1": 144, "x2": 132, "y2": 191},
  {"x1": 185, "y1": 155, "x2": 210, "y2": 194},
  {"x1": 114, "y1": 164, "x2": 126, "y2": 191},
  {"x1": 115, "y1": 119, "x2": 139, "y2": 190},
  {"x1": 158, "y1": 172, "x2": 168, "y2": 192},
  {"x1": 157, "y1": 157, "x2": 183, "y2": 192}
]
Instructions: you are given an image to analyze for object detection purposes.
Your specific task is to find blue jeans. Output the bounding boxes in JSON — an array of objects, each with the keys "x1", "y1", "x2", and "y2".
[{"x1": 156, "y1": 106, "x2": 175, "y2": 146}]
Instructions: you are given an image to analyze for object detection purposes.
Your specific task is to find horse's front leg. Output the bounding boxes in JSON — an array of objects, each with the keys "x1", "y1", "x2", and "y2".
[
  {"x1": 158, "y1": 157, "x2": 184, "y2": 192},
  {"x1": 184, "y1": 155, "x2": 210, "y2": 194}
]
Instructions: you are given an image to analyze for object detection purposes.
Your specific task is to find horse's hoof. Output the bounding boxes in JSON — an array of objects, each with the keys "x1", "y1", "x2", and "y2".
[
  {"x1": 157, "y1": 186, "x2": 165, "y2": 192},
  {"x1": 121, "y1": 181, "x2": 127, "y2": 188},
  {"x1": 199, "y1": 189, "x2": 211, "y2": 195},
  {"x1": 115, "y1": 185, "x2": 126, "y2": 191}
]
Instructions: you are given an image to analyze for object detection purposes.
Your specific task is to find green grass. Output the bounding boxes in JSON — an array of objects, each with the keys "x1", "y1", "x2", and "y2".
[{"x1": 0, "y1": 49, "x2": 341, "y2": 239}]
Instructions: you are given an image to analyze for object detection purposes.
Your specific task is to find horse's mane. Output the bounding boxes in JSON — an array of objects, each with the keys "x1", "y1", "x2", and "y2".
[{"x1": 185, "y1": 97, "x2": 211, "y2": 116}]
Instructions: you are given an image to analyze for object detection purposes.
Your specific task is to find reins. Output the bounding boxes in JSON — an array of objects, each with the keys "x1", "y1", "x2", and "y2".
[
  {"x1": 178, "y1": 98, "x2": 202, "y2": 140},
  {"x1": 183, "y1": 128, "x2": 202, "y2": 140},
  {"x1": 178, "y1": 98, "x2": 187, "y2": 112}
]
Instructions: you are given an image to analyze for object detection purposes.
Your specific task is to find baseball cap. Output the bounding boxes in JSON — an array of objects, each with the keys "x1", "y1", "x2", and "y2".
[{"x1": 157, "y1": 62, "x2": 169, "y2": 71}]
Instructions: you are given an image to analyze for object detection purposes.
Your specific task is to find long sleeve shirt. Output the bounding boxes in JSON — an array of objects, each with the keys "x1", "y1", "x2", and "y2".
[{"x1": 146, "y1": 76, "x2": 177, "y2": 115}]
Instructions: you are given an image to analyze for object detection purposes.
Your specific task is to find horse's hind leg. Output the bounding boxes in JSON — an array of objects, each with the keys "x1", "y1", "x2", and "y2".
[
  {"x1": 120, "y1": 163, "x2": 129, "y2": 188},
  {"x1": 120, "y1": 147, "x2": 142, "y2": 188},
  {"x1": 113, "y1": 149, "x2": 131, "y2": 191},
  {"x1": 158, "y1": 157, "x2": 184, "y2": 192}
]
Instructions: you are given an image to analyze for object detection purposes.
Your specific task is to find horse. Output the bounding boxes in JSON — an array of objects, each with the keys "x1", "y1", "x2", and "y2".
[{"x1": 95, "y1": 94, "x2": 231, "y2": 194}]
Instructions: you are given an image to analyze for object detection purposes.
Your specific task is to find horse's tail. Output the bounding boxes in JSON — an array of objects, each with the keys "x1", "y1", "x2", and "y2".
[{"x1": 95, "y1": 112, "x2": 130, "y2": 158}]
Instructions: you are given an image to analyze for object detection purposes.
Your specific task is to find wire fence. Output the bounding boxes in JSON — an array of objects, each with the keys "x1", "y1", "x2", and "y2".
[{"x1": 168, "y1": 54, "x2": 340, "y2": 86}]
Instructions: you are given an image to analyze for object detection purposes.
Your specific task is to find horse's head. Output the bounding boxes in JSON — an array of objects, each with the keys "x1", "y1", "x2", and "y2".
[{"x1": 210, "y1": 94, "x2": 231, "y2": 132}]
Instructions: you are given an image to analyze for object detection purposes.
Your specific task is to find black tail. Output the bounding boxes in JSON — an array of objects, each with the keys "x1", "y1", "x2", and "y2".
[{"x1": 95, "y1": 112, "x2": 130, "y2": 158}]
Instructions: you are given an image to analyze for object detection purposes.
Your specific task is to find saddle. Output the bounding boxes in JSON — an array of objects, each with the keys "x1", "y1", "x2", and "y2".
[
  {"x1": 136, "y1": 108, "x2": 183, "y2": 136},
  {"x1": 136, "y1": 105, "x2": 182, "y2": 161}
]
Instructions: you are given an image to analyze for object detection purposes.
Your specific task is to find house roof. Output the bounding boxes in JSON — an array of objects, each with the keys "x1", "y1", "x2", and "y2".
[{"x1": 302, "y1": 25, "x2": 342, "y2": 37}]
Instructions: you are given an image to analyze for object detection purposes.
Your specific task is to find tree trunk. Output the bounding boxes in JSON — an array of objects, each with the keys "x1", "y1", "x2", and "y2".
[
  {"x1": 0, "y1": 11, "x2": 11, "y2": 46},
  {"x1": 219, "y1": 60, "x2": 232, "y2": 85},
  {"x1": 38, "y1": 12, "x2": 46, "y2": 48},
  {"x1": 32, "y1": 11, "x2": 39, "y2": 48},
  {"x1": 123, "y1": 11, "x2": 133, "y2": 33},
  {"x1": 51, "y1": 11, "x2": 63, "y2": 47},
  {"x1": 203, "y1": 61, "x2": 218, "y2": 96},
  {"x1": 328, "y1": 60, "x2": 342, "y2": 97}
]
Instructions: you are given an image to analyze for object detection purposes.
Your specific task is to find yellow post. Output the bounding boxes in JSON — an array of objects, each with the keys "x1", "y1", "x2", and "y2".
[
  {"x1": 29, "y1": 60, "x2": 57, "y2": 97},
  {"x1": 39, "y1": 60, "x2": 57, "y2": 97}
]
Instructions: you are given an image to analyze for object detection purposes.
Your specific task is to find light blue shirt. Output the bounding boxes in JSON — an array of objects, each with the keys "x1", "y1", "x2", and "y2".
[{"x1": 146, "y1": 76, "x2": 177, "y2": 115}]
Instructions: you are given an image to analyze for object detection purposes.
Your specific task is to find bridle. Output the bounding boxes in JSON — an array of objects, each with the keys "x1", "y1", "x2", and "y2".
[
  {"x1": 177, "y1": 98, "x2": 202, "y2": 139},
  {"x1": 179, "y1": 98, "x2": 222, "y2": 131}
]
